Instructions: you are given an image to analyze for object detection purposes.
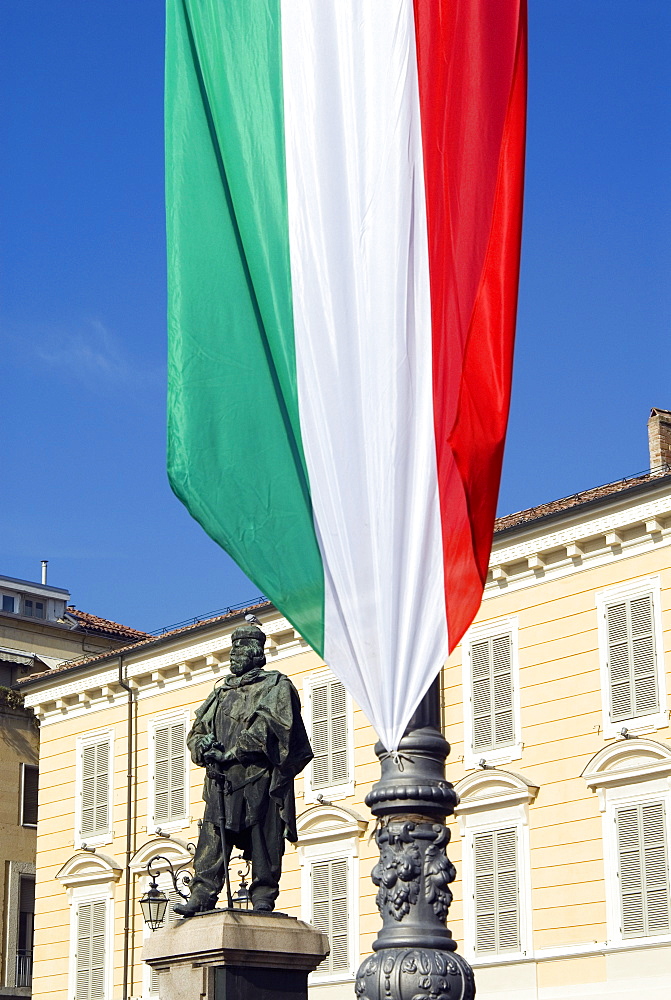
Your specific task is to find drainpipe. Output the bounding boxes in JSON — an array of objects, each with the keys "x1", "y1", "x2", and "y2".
[{"x1": 118, "y1": 655, "x2": 134, "y2": 1000}]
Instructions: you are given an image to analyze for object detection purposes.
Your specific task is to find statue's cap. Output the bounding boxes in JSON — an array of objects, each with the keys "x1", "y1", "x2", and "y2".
[{"x1": 231, "y1": 624, "x2": 266, "y2": 646}]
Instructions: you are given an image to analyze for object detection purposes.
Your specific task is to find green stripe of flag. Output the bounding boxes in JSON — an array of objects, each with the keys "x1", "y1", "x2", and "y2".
[{"x1": 165, "y1": 0, "x2": 325, "y2": 652}]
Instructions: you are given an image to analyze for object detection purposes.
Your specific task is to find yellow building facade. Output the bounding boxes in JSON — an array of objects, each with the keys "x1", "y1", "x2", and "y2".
[
  {"x1": 21, "y1": 452, "x2": 671, "y2": 1000},
  {"x1": 0, "y1": 570, "x2": 148, "y2": 1000}
]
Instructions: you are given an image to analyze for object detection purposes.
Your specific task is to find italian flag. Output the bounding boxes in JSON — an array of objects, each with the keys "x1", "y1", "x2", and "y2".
[{"x1": 166, "y1": 0, "x2": 527, "y2": 750}]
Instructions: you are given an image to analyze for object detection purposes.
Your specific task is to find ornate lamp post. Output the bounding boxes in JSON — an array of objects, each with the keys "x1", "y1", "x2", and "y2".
[{"x1": 355, "y1": 680, "x2": 475, "y2": 1000}]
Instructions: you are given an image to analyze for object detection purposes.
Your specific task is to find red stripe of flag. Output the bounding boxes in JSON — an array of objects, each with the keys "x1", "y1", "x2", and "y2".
[{"x1": 413, "y1": 0, "x2": 527, "y2": 650}]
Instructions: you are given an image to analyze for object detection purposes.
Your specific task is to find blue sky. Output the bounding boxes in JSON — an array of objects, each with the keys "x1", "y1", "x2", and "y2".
[{"x1": 1, "y1": 2, "x2": 669, "y2": 632}]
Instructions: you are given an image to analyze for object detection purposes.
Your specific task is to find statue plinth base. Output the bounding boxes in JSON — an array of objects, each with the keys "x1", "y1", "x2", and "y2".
[{"x1": 143, "y1": 909, "x2": 329, "y2": 1000}]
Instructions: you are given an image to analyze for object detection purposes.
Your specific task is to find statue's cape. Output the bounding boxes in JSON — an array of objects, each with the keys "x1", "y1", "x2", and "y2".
[{"x1": 188, "y1": 670, "x2": 313, "y2": 841}]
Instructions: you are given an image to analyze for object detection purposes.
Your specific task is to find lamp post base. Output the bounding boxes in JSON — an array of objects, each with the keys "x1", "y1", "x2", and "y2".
[
  {"x1": 356, "y1": 948, "x2": 474, "y2": 1000},
  {"x1": 356, "y1": 682, "x2": 475, "y2": 1000}
]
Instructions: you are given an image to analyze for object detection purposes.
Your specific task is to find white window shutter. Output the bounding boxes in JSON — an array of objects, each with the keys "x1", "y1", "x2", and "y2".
[
  {"x1": 311, "y1": 858, "x2": 350, "y2": 974},
  {"x1": 154, "y1": 728, "x2": 171, "y2": 824},
  {"x1": 630, "y1": 596, "x2": 658, "y2": 715},
  {"x1": 607, "y1": 594, "x2": 658, "y2": 722},
  {"x1": 81, "y1": 741, "x2": 109, "y2": 837},
  {"x1": 310, "y1": 680, "x2": 350, "y2": 790},
  {"x1": 471, "y1": 634, "x2": 514, "y2": 753},
  {"x1": 154, "y1": 722, "x2": 186, "y2": 825},
  {"x1": 311, "y1": 685, "x2": 330, "y2": 788},
  {"x1": 473, "y1": 830, "x2": 496, "y2": 952},
  {"x1": 170, "y1": 723, "x2": 186, "y2": 819},
  {"x1": 474, "y1": 828, "x2": 520, "y2": 954},
  {"x1": 75, "y1": 900, "x2": 106, "y2": 1000},
  {"x1": 492, "y1": 635, "x2": 514, "y2": 746},
  {"x1": 617, "y1": 802, "x2": 670, "y2": 938},
  {"x1": 330, "y1": 682, "x2": 349, "y2": 783},
  {"x1": 495, "y1": 828, "x2": 520, "y2": 950}
]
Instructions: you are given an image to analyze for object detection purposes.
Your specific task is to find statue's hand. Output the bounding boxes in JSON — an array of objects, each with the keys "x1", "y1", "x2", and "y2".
[{"x1": 202, "y1": 747, "x2": 236, "y2": 768}]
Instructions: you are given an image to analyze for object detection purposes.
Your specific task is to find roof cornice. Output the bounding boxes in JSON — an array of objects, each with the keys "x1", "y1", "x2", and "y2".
[
  {"x1": 486, "y1": 475, "x2": 671, "y2": 598},
  {"x1": 18, "y1": 600, "x2": 273, "y2": 691},
  {"x1": 21, "y1": 608, "x2": 311, "y2": 725}
]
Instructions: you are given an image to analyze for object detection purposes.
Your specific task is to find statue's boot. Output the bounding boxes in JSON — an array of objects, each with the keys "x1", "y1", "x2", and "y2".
[
  {"x1": 173, "y1": 892, "x2": 215, "y2": 918},
  {"x1": 250, "y1": 889, "x2": 275, "y2": 913}
]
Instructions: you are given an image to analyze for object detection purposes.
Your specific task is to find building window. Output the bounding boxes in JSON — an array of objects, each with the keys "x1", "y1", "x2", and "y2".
[
  {"x1": 463, "y1": 618, "x2": 521, "y2": 767},
  {"x1": 76, "y1": 732, "x2": 113, "y2": 845},
  {"x1": 471, "y1": 634, "x2": 514, "y2": 752},
  {"x1": 296, "y1": 803, "x2": 366, "y2": 984},
  {"x1": 81, "y1": 743, "x2": 110, "y2": 837},
  {"x1": 607, "y1": 595, "x2": 658, "y2": 719},
  {"x1": 473, "y1": 828, "x2": 520, "y2": 954},
  {"x1": 129, "y1": 840, "x2": 195, "y2": 1000},
  {"x1": 23, "y1": 598, "x2": 45, "y2": 619},
  {"x1": 58, "y1": 854, "x2": 119, "y2": 1000},
  {"x1": 4, "y1": 861, "x2": 35, "y2": 991},
  {"x1": 583, "y1": 737, "x2": 671, "y2": 944},
  {"x1": 454, "y1": 769, "x2": 536, "y2": 962},
  {"x1": 311, "y1": 858, "x2": 350, "y2": 974},
  {"x1": 147, "y1": 874, "x2": 184, "y2": 998},
  {"x1": 150, "y1": 715, "x2": 188, "y2": 832},
  {"x1": 21, "y1": 763, "x2": 39, "y2": 827},
  {"x1": 616, "y1": 801, "x2": 670, "y2": 938},
  {"x1": 16, "y1": 875, "x2": 35, "y2": 988},
  {"x1": 2, "y1": 594, "x2": 15, "y2": 613},
  {"x1": 75, "y1": 899, "x2": 107, "y2": 1000},
  {"x1": 597, "y1": 578, "x2": 667, "y2": 736},
  {"x1": 304, "y1": 671, "x2": 354, "y2": 801}
]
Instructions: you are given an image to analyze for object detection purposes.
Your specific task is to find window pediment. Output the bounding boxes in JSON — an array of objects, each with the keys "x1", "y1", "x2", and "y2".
[
  {"x1": 129, "y1": 837, "x2": 194, "y2": 875},
  {"x1": 57, "y1": 851, "x2": 122, "y2": 888},
  {"x1": 296, "y1": 803, "x2": 367, "y2": 845},
  {"x1": 582, "y1": 737, "x2": 671, "y2": 791},
  {"x1": 454, "y1": 768, "x2": 539, "y2": 815}
]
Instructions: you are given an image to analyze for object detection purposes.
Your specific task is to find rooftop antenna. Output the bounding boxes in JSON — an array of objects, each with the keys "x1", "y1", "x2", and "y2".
[{"x1": 41, "y1": 560, "x2": 48, "y2": 585}]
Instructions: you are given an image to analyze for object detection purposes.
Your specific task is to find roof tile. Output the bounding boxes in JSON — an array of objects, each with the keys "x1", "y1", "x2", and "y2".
[{"x1": 66, "y1": 607, "x2": 150, "y2": 641}]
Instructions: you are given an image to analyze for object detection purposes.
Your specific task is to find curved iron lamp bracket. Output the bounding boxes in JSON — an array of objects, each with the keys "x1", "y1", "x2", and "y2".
[{"x1": 146, "y1": 851, "x2": 194, "y2": 902}]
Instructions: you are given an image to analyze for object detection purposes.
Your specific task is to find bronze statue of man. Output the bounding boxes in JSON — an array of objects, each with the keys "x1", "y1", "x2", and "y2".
[{"x1": 174, "y1": 623, "x2": 313, "y2": 915}]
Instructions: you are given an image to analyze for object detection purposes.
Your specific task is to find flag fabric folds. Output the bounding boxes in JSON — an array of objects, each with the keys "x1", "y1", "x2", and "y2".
[{"x1": 166, "y1": 0, "x2": 527, "y2": 751}]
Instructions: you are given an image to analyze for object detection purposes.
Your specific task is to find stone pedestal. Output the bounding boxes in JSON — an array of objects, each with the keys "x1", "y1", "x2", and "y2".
[{"x1": 143, "y1": 909, "x2": 329, "y2": 1000}]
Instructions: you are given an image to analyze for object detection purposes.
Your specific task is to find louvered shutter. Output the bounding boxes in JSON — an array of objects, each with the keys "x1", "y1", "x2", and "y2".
[
  {"x1": 607, "y1": 594, "x2": 658, "y2": 722},
  {"x1": 310, "y1": 679, "x2": 350, "y2": 790},
  {"x1": 330, "y1": 682, "x2": 349, "y2": 783},
  {"x1": 471, "y1": 634, "x2": 514, "y2": 753},
  {"x1": 311, "y1": 858, "x2": 350, "y2": 974},
  {"x1": 311, "y1": 685, "x2": 330, "y2": 787},
  {"x1": 154, "y1": 722, "x2": 186, "y2": 824},
  {"x1": 81, "y1": 741, "x2": 109, "y2": 837},
  {"x1": 617, "y1": 801, "x2": 670, "y2": 938},
  {"x1": 21, "y1": 765, "x2": 39, "y2": 826},
  {"x1": 473, "y1": 828, "x2": 520, "y2": 954},
  {"x1": 75, "y1": 900, "x2": 106, "y2": 1000}
]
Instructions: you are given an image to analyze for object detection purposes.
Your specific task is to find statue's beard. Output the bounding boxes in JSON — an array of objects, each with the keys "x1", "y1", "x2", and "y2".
[{"x1": 230, "y1": 657, "x2": 253, "y2": 676}]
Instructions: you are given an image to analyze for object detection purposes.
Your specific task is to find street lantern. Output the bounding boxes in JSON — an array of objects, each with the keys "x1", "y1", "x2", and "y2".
[
  {"x1": 232, "y1": 879, "x2": 251, "y2": 910},
  {"x1": 140, "y1": 852, "x2": 193, "y2": 930},
  {"x1": 231, "y1": 856, "x2": 252, "y2": 910},
  {"x1": 140, "y1": 878, "x2": 169, "y2": 931}
]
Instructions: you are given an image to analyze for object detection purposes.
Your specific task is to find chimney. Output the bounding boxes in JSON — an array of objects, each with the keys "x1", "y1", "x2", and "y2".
[
  {"x1": 41, "y1": 560, "x2": 48, "y2": 586},
  {"x1": 648, "y1": 408, "x2": 671, "y2": 471}
]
